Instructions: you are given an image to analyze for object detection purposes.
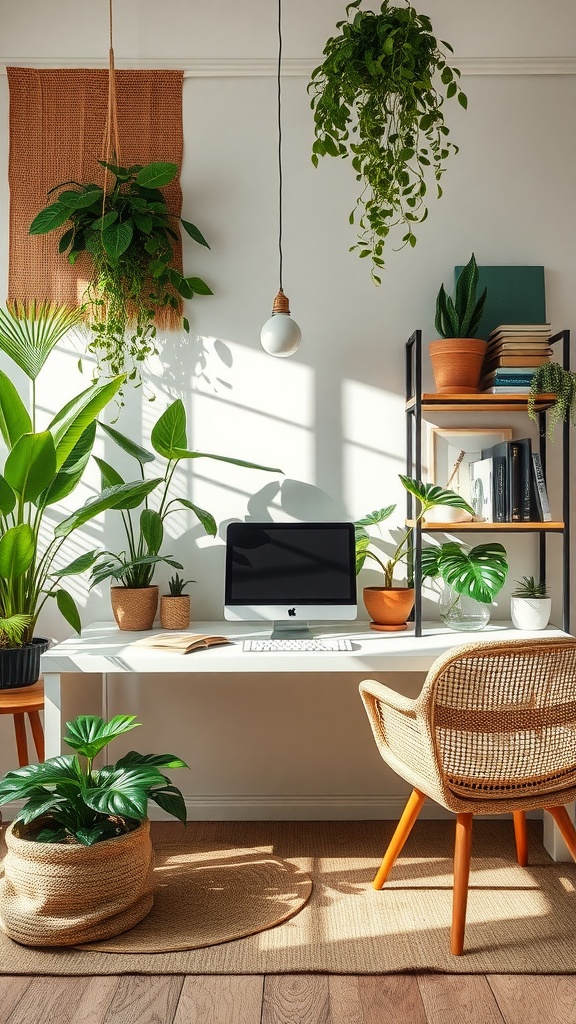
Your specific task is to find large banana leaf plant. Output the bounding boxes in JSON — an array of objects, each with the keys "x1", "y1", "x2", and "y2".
[
  {"x1": 421, "y1": 540, "x2": 508, "y2": 604},
  {"x1": 0, "y1": 301, "x2": 136, "y2": 645},
  {"x1": 0, "y1": 714, "x2": 188, "y2": 845},
  {"x1": 355, "y1": 475, "x2": 474, "y2": 588},
  {"x1": 60, "y1": 397, "x2": 282, "y2": 590}
]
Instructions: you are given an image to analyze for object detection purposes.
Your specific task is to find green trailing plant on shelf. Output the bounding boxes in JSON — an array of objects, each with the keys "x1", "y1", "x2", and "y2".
[
  {"x1": 528, "y1": 362, "x2": 576, "y2": 438},
  {"x1": 0, "y1": 301, "x2": 127, "y2": 646},
  {"x1": 435, "y1": 252, "x2": 487, "y2": 339},
  {"x1": 355, "y1": 476, "x2": 473, "y2": 588},
  {"x1": 0, "y1": 714, "x2": 188, "y2": 844},
  {"x1": 29, "y1": 160, "x2": 212, "y2": 388},
  {"x1": 511, "y1": 575, "x2": 548, "y2": 599},
  {"x1": 167, "y1": 572, "x2": 194, "y2": 597},
  {"x1": 308, "y1": 0, "x2": 467, "y2": 281},
  {"x1": 79, "y1": 397, "x2": 282, "y2": 592},
  {"x1": 421, "y1": 540, "x2": 509, "y2": 605}
]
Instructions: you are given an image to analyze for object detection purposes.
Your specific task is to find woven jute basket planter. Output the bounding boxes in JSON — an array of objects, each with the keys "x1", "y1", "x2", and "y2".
[
  {"x1": 110, "y1": 585, "x2": 158, "y2": 631},
  {"x1": 429, "y1": 338, "x2": 487, "y2": 394},
  {"x1": 363, "y1": 586, "x2": 415, "y2": 632},
  {"x1": 0, "y1": 818, "x2": 154, "y2": 947},
  {"x1": 160, "y1": 595, "x2": 191, "y2": 630}
]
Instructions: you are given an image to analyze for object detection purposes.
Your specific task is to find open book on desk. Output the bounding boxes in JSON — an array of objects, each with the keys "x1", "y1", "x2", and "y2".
[{"x1": 131, "y1": 632, "x2": 234, "y2": 654}]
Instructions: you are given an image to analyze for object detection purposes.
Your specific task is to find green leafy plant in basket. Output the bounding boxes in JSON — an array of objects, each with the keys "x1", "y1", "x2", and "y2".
[
  {"x1": 308, "y1": 0, "x2": 467, "y2": 281},
  {"x1": 29, "y1": 160, "x2": 212, "y2": 388},
  {"x1": 0, "y1": 714, "x2": 188, "y2": 844}
]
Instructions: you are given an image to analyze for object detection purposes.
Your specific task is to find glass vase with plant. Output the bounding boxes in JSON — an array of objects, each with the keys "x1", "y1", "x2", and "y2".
[
  {"x1": 29, "y1": 160, "x2": 212, "y2": 391},
  {"x1": 308, "y1": 0, "x2": 467, "y2": 281},
  {"x1": 421, "y1": 539, "x2": 509, "y2": 631}
]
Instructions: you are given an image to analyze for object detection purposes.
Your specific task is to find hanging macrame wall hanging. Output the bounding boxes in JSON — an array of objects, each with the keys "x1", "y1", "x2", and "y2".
[{"x1": 7, "y1": 66, "x2": 184, "y2": 317}]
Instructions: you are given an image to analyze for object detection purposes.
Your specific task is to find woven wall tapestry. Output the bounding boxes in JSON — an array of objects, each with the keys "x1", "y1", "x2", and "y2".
[{"x1": 7, "y1": 68, "x2": 184, "y2": 326}]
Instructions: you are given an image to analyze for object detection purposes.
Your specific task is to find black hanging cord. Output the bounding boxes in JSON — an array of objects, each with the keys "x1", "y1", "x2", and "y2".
[{"x1": 277, "y1": 0, "x2": 284, "y2": 292}]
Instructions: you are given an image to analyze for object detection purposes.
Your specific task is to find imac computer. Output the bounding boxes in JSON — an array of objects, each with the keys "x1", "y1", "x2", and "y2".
[{"x1": 224, "y1": 522, "x2": 357, "y2": 638}]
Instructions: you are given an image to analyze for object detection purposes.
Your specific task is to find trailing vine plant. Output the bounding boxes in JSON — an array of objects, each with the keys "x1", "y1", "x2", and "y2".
[
  {"x1": 528, "y1": 362, "x2": 576, "y2": 438},
  {"x1": 29, "y1": 160, "x2": 212, "y2": 390},
  {"x1": 308, "y1": 0, "x2": 467, "y2": 282}
]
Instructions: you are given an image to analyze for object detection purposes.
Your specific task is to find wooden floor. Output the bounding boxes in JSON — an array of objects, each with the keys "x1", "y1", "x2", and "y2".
[
  {"x1": 1, "y1": 973, "x2": 576, "y2": 1024},
  {"x1": 1, "y1": 821, "x2": 576, "y2": 1023}
]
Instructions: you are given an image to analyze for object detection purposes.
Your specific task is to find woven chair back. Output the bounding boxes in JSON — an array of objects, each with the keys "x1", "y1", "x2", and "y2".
[{"x1": 425, "y1": 638, "x2": 576, "y2": 802}]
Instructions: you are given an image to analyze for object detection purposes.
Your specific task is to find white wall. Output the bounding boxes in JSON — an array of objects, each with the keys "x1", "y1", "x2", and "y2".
[{"x1": 0, "y1": 1, "x2": 575, "y2": 816}]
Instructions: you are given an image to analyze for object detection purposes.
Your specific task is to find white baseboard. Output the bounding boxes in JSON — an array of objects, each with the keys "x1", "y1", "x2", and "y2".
[{"x1": 0, "y1": 794, "x2": 544, "y2": 823}]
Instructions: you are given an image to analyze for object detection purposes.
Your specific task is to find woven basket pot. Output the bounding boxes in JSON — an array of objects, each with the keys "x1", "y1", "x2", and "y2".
[
  {"x1": 429, "y1": 338, "x2": 487, "y2": 394},
  {"x1": 0, "y1": 818, "x2": 154, "y2": 947},
  {"x1": 160, "y1": 595, "x2": 191, "y2": 630},
  {"x1": 363, "y1": 586, "x2": 415, "y2": 632},
  {"x1": 110, "y1": 586, "x2": 158, "y2": 631}
]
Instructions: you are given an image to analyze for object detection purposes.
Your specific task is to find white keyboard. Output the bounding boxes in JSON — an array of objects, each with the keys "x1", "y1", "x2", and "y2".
[{"x1": 243, "y1": 638, "x2": 353, "y2": 652}]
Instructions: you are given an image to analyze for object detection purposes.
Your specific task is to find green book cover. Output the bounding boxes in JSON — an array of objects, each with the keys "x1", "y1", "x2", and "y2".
[{"x1": 454, "y1": 265, "x2": 546, "y2": 340}]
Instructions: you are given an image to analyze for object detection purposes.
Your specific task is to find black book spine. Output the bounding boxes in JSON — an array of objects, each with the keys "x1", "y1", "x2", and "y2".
[
  {"x1": 508, "y1": 442, "x2": 521, "y2": 522},
  {"x1": 515, "y1": 438, "x2": 532, "y2": 521}
]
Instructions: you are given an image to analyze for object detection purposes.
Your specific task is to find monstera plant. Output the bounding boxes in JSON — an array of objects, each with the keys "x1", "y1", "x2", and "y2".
[{"x1": 29, "y1": 159, "x2": 212, "y2": 388}]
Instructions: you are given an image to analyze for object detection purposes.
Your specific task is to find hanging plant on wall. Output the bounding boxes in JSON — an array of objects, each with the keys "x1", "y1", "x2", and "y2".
[
  {"x1": 308, "y1": 0, "x2": 467, "y2": 282},
  {"x1": 29, "y1": 159, "x2": 212, "y2": 385}
]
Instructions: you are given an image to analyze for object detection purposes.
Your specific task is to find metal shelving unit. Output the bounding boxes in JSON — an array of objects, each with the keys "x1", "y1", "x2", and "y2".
[{"x1": 405, "y1": 329, "x2": 571, "y2": 636}]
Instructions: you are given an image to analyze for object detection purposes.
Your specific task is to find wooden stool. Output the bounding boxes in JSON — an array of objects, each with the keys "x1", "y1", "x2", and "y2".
[{"x1": 0, "y1": 679, "x2": 44, "y2": 766}]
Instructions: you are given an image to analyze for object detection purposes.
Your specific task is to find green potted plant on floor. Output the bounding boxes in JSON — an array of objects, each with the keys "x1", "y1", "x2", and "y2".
[
  {"x1": 430, "y1": 253, "x2": 488, "y2": 394},
  {"x1": 421, "y1": 540, "x2": 509, "y2": 631},
  {"x1": 308, "y1": 0, "x2": 467, "y2": 281},
  {"x1": 0, "y1": 301, "x2": 129, "y2": 687},
  {"x1": 355, "y1": 476, "x2": 474, "y2": 630},
  {"x1": 0, "y1": 713, "x2": 188, "y2": 946},
  {"x1": 29, "y1": 159, "x2": 212, "y2": 392},
  {"x1": 75, "y1": 397, "x2": 282, "y2": 630},
  {"x1": 510, "y1": 576, "x2": 551, "y2": 631}
]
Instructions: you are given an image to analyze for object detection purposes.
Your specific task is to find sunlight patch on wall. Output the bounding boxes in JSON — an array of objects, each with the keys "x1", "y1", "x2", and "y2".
[{"x1": 341, "y1": 378, "x2": 407, "y2": 519}]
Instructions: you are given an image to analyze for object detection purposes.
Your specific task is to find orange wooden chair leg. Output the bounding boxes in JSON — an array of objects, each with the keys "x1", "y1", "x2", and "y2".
[
  {"x1": 373, "y1": 788, "x2": 426, "y2": 890},
  {"x1": 12, "y1": 713, "x2": 29, "y2": 768},
  {"x1": 28, "y1": 710, "x2": 44, "y2": 762},
  {"x1": 546, "y1": 806, "x2": 576, "y2": 861},
  {"x1": 451, "y1": 812, "x2": 473, "y2": 956},
  {"x1": 513, "y1": 810, "x2": 528, "y2": 867}
]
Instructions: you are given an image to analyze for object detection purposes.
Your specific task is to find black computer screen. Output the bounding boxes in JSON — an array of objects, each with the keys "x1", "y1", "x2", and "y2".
[{"x1": 224, "y1": 522, "x2": 357, "y2": 605}]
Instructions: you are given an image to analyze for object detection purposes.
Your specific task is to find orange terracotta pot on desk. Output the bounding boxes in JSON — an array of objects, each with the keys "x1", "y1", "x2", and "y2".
[{"x1": 363, "y1": 586, "x2": 415, "y2": 632}]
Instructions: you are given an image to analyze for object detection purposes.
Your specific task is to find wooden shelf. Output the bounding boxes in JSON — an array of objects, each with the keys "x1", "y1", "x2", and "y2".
[
  {"x1": 405, "y1": 393, "x2": 556, "y2": 413},
  {"x1": 407, "y1": 520, "x2": 564, "y2": 532}
]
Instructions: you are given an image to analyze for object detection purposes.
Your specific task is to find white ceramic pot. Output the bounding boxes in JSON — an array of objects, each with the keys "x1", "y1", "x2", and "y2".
[
  {"x1": 423, "y1": 506, "x2": 473, "y2": 525},
  {"x1": 510, "y1": 596, "x2": 552, "y2": 631}
]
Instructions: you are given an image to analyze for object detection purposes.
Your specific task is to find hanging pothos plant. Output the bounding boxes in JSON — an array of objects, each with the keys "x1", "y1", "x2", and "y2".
[
  {"x1": 308, "y1": 0, "x2": 467, "y2": 282},
  {"x1": 29, "y1": 160, "x2": 212, "y2": 386}
]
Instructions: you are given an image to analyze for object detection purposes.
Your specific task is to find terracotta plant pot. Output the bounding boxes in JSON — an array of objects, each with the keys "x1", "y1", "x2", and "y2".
[
  {"x1": 363, "y1": 586, "x2": 415, "y2": 632},
  {"x1": 0, "y1": 818, "x2": 154, "y2": 947},
  {"x1": 110, "y1": 586, "x2": 158, "y2": 631},
  {"x1": 429, "y1": 338, "x2": 487, "y2": 394},
  {"x1": 160, "y1": 595, "x2": 191, "y2": 630}
]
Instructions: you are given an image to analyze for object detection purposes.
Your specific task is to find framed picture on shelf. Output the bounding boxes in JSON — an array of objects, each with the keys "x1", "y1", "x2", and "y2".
[{"x1": 429, "y1": 427, "x2": 513, "y2": 504}]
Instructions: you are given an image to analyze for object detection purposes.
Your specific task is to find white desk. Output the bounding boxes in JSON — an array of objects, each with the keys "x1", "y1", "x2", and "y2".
[{"x1": 41, "y1": 619, "x2": 573, "y2": 860}]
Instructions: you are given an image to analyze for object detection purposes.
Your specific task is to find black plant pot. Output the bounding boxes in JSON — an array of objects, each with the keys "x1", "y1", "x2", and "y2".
[{"x1": 0, "y1": 638, "x2": 50, "y2": 690}]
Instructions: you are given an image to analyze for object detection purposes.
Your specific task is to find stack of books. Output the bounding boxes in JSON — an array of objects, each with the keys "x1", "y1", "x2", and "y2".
[
  {"x1": 480, "y1": 324, "x2": 552, "y2": 393},
  {"x1": 469, "y1": 438, "x2": 551, "y2": 523}
]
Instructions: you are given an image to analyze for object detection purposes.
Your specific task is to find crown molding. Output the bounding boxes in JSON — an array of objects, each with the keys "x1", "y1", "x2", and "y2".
[{"x1": 1, "y1": 56, "x2": 575, "y2": 77}]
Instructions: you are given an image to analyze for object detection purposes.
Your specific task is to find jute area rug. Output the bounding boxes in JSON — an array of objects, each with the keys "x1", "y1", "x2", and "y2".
[{"x1": 1, "y1": 818, "x2": 575, "y2": 975}]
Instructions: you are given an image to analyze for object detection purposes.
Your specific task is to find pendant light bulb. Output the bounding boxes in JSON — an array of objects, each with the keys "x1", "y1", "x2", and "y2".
[{"x1": 260, "y1": 289, "x2": 301, "y2": 358}]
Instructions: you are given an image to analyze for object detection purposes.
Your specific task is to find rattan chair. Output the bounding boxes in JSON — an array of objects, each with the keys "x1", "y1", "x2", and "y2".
[{"x1": 359, "y1": 637, "x2": 576, "y2": 955}]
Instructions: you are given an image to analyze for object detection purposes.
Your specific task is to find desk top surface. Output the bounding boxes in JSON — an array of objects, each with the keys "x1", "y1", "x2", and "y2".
[{"x1": 40, "y1": 620, "x2": 572, "y2": 675}]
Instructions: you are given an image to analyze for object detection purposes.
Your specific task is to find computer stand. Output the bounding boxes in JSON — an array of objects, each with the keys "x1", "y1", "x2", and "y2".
[{"x1": 270, "y1": 621, "x2": 313, "y2": 639}]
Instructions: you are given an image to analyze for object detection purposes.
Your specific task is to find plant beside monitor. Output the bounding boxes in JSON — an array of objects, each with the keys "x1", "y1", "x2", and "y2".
[
  {"x1": 80, "y1": 397, "x2": 282, "y2": 631},
  {"x1": 0, "y1": 713, "x2": 188, "y2": 947},
  {"x1": 421, "y1": 540, "x2": 508, "y2": 632},
  {"x1": 430, "y1": 253, "x2": 488, "y2": 394},
  {"x1": 308, "y1": 0, "x2": 467, "y2": 282},
  {"x1": 29, "y1": 159, "x2": 212, "y2": 394},
  {"x1": 510, "y1": 576, "x2": 551, "y2": 631},
  {"x1": 160, "y1": 572, "x2": 195, "y2": 630},
  {"x1": 355, "y1": 476, "x2": 474, "y2": 630},
  {"x1": 0, "y1": 301, "x2": 126, "y2": 688}
]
